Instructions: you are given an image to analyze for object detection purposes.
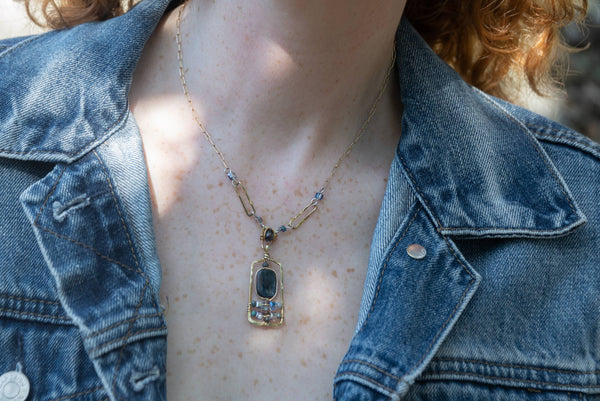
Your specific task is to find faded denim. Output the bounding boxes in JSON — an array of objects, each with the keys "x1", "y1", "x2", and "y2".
[{"x1": 0, "y1": 0, "x2": 599, "y2": 399}]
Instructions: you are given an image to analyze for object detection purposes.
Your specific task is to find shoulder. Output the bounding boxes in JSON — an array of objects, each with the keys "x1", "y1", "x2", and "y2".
[{"x1": 0, "y1": 0, "x2": 167, "y2": 164}]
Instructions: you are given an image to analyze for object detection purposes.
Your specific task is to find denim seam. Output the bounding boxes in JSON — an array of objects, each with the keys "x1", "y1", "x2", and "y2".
[
  {"x1": 340, "y1": 359, "x2": 404, "y2": 381},
  {"x1": 87, "y1": 326, "x2": 168, "y2": 356},
  {"x1": 525, "y1": 123, "x2": 600, "y2": 148},
  {"x1": 439, "y1": 226, "x2": 580, "y2": 232},
  {"x1": 111, "y1": 279, "x2": 148, "y2": 398},
  {"x1": 47, "y1": 386, "x2": 104, "y2": 401},
  {"x1": 0, "y1": 307, "x2": 71, "y2": 321},
  {"x1": 531, "y1": 130, "x2": 600, "y2": 161},
  {"x1": 34, "y1": 226, "x2": 140, "y2": 274},
  {"x1": 91, "y1": 150, "x2": 164, "y2": 399},
  {"x1": 397, "y1": 157, "x2": 444, "y2": 230},
  {"x1": 0, "y1": 34, "x2": 46, "y2": 60},
  {"x1": 92, "y1": 151, "x2": 143, "y2": 274},
  {"x1": 0, "y1": 294, "x2": 61, "y2": 305},
  {"x1": 421, "y1": 370, "x2": 600, "y2": 389},
  {"x1": 0, "y1": 107, "x2": 128, "y2": 162},
  {"x1": 93, "y1": 149, "x2": 162, "y2": 309},
  {"x1": 335, "y1": 372, "x2": 397, "y2": 395},
  {"x1": 399, "y1": 280, "x2": 475, "y2": 385},
  {"x1": 32, "y1": 164, "x2": 139, "y2": 275},
  {"x1": 82, "y1": 312, "x2": 163, "y2": 340},
  {"x1": 476, "y1": 93, "x2": 577, "y2": 215},
  {"x1": 431, "y1": 357, "x2": 600, "y2": 375},
  {"x1": 356, "y1": 204, "x2": 423, "y2": 335}
]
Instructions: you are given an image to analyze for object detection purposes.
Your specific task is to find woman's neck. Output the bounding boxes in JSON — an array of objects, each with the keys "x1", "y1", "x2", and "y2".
[{"x1": 174, "y1": 0, "x2": 406, "y2": 155}]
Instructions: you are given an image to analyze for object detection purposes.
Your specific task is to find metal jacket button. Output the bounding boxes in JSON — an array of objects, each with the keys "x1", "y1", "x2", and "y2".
[
  {"x1": 0, "y1": 371, "x2": 30, "y2": 401},
  {"x1": 407, "y1": 243, "x2": 427, "y2": 260}
]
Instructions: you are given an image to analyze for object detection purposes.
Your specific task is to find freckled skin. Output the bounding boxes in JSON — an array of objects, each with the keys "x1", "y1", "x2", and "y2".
[{"x1": 129, "y1": 5, "x2": 403, "y2": 401}]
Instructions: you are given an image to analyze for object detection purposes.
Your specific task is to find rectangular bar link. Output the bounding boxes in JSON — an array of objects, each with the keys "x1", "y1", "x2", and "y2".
[
  {"x1": 233, "y1": 181, "x2": 256, "y2": 216},
  {"x1": 288, "y1": 199, "x2": 318, "y2": 229}
]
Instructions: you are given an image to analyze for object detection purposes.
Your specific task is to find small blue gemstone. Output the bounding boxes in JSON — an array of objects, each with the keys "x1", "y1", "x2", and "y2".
[
  {"x1": 315, "y1": 192, "x2": 324, "y2": 200},
  {"x1": 251, "y1": 310, "x2": 257, "y2": 317},
  {"x1": 262, "y1": 261, "x2": 269, "y2": 267},
  {"x1": 279, "y1": 225, "x2": 287, "y2": 232},
  {"x1": 251, "y1": 300, "x2": 258, "y2": 307},
  {"x1": 269, "y1": 301, "x2": 275, "y2": 307}
]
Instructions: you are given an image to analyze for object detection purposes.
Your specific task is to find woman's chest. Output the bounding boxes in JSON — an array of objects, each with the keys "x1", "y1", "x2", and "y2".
[{"x1": 142, "y1": 143, "x2": 390, "y2": 400}]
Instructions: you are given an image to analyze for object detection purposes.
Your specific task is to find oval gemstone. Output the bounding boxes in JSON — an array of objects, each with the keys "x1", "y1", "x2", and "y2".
[
  {"x1": 256, "y1": 268, "x2": 277, "y2": 299},
  {"x1": 264, "y1": 228, "x2": 275, "y2": 243}
]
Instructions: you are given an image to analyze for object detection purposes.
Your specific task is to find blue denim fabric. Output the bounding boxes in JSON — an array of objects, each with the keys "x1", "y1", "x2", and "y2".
[{"x1": 0, "y1": 0, "x2": 599, "y2": 399}]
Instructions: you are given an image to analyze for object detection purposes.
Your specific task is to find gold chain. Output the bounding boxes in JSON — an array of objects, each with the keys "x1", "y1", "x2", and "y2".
[{"x1": 175, "y1": 2, "x2": 395, "y2": 233}]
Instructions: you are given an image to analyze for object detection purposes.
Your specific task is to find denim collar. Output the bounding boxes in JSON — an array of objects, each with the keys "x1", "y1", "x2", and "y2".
[{"x1": 0, "y1": 0, "x2": 585, "y2": 237}]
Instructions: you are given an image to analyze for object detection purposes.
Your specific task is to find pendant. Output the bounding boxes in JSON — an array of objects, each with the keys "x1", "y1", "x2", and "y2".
[
  {"x1": 248, "y1": 227, "x2": 284, "y2": 327},
  {"x1": 248, "y1": 256, "x2": 284, "y2": 327}
]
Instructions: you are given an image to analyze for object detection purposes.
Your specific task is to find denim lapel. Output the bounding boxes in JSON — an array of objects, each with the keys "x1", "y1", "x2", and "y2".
[{"x1": 394, "y1": 18, "x2": 586, "y2": 238}]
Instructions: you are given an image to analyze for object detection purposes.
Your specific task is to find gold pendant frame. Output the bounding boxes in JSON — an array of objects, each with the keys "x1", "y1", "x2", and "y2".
[{"x1": 247, "y1": 256, "x2": 284, "y2": 327}]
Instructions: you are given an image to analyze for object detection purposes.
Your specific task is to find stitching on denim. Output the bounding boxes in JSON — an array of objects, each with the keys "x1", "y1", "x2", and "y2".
[
  {"x1": 0, "y1": 294, "x2": 61, "y2": 305},
  {"x1": 0, "y1": 34, "x2": 46, "y2": 60},
  {"x1": 345, "y1": 219, "x2": 478, "y2": 392},
  {"x1": 439, "y1": 226, "x2": 581, "y2": 232},
  {"x1": 82, "y1": 312, "x2": 163, "y2": 340},
  {"x1": 340, "y1": 359, "x2": 404, "y2": 381},
  {"x1": 31, "y1": 163, "x2": 139, "y2": 274},
  {"x1": 110, "y1": 277, "x2": 151, "y2": 394},
  {"x1": 91, "y1": 149, "x2": 164, "y2": 396},
  {"x1": 357, "y1": 204, "x2": 422, "y2": 335},
  {"x1": 440, "y1": 236, "x2": 477, "y2": 280},
  {"x1": 477, "y1": 94, "x2": 577, "y2": 215},
  {"x1": 92, "y1": 150, "x2": 143, "y2": 274},
  {"x1": 402, "y1": 280, "x2": 475, "y2": 379},
  {"x1": 397, "y1": 156, "x2": 444, "y2": 230},
  {"x1": 92, "y1": 150, "x2": 161, "y2": 311},
  {"x1": 431, "y1": 357, "x2": 600, "y2": 375},
  {"x1": 335, "y1": 372, "x2": 397, "y2": 395},
  {"x1": 0, "y1": 108, "x2": 128, "y2": 160},
  {"x1": 88, "y1": 325, "x2": 167, "y2": 355},
  {"x1": 0, "y1": 307, "x2": 71, "y2": 321},
  {"x1": 530, "y1": 128, "x2": 600, "y2": 162},
  {"x1": 422, "y1": 370, "x2": 600, "y2": 389},
  {"x1": 35, "y1": 226, "x2": 139, "y2": 274},
  {"x1": 47, "y1": 386, "x2": 104, "y2": 401},
  {"x1": 392, "y1": 233, "x2": 478, "y2": 380}
]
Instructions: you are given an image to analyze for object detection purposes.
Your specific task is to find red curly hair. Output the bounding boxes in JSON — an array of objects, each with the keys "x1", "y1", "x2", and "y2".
[{"x1": 24, "y1": 0, "x2": 588, "y2": 101}]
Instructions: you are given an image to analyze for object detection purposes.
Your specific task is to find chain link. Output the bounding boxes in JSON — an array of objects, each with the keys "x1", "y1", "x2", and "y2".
[{"x1": 176, "y1": 2, "x2": 395, "y2": 233}]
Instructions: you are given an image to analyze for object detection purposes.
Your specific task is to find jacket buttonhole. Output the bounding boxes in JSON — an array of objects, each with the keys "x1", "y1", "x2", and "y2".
[
  {"x1": 52, "y1": 195, "x2": 91, "y2": 222},
  {"x1": 130, "y1": 366, "x2": 161, "y2": 392}
]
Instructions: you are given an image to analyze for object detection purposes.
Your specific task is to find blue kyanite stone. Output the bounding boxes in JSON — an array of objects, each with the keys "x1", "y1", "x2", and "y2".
[
  {"x1": 256, "y1": 268, "x2": 277, "y2": 299},
  {"x1": 279, "y1": 225, "x2": 287, "y2": 232},
  {"x1": 315, "y1": 192, "x2": 324, "y2": 200}
]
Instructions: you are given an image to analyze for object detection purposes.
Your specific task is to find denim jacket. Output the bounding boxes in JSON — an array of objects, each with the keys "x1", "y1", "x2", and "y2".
[{"x1": 1, "y1": 0, "x2": 599, "y2": 400}]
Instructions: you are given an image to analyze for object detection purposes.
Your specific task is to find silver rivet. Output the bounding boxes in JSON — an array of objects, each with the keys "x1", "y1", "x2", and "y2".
[
  {"x1": 0, "y1": 371, "x2": 30, "y2": 401},
  {"x1": 407, "y1": 244, "x2": 427, "y2": 260}
]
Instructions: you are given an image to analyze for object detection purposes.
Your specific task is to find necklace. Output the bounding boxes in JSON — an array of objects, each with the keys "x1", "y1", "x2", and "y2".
[{"x1": 175, "y1": 3, "x2": 395, "y2": 327}]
